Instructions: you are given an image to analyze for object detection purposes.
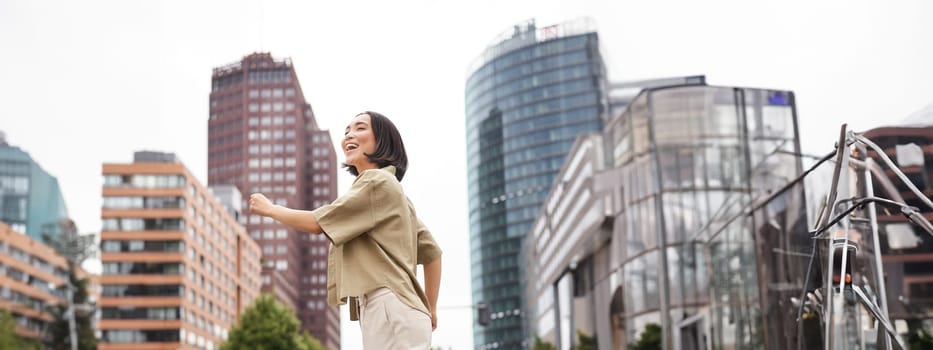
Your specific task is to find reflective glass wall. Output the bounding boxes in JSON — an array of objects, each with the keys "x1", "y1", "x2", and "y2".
[{"x1": 604, "y1": 85, "x2": 801, "y2": 349}]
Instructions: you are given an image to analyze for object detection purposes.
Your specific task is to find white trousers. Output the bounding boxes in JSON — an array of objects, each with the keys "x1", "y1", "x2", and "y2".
[{"x1": 359, "y1": 287, "x2": 432, "y2": 350}]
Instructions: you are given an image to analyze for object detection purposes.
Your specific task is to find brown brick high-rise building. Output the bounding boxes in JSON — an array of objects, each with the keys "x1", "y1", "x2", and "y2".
[
  {"x1": 208, "y1": 53, "x2": 339, "y2": 348},
  {"x1": 863, "y1": 124, "x2": 933, "y2": 329},
  {"x1": 99, "y1": 152, "x2": 262, "y2": 350}
]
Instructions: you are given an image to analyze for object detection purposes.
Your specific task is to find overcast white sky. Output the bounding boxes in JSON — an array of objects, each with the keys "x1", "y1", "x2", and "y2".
[{"x1": 1, "y1": 0, "x2": 932, "y2": 348}]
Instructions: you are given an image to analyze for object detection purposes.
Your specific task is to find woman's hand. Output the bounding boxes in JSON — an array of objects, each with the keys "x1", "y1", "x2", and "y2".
[
  {"x1": 249, "y1": 193, "x2": 277, "y2": 217},
  {"x1": 431, "y1": 311, "x2": 437, "y2": 331}
]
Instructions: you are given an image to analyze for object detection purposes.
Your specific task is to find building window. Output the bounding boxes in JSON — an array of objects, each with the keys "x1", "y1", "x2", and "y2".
[
  {"x1": 102, "y1": 330, "x2": 180, "y2": 343},
  {"x1": 101, "y1": 306, "x2": 180, "y2": 320}
]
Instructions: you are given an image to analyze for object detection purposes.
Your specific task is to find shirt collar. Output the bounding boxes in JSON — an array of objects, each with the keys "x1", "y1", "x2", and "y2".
[{"x1": 353, "y1": 165, "x2": 397, "y2": 183}]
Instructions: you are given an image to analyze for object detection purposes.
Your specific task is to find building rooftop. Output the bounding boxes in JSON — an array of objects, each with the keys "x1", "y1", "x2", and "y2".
[
  {"x1": 133, "y1": 150, "x2": 178, "y2": 163},
  {"x1": 467, "y1": 17, "x2": 598, "y2": 76},
  {"x1": 212, "y1": 52, "x2": 293, "y2": 78},
  {"x1": 900, "y1": 102, "x2": 933, "y2": 127}
]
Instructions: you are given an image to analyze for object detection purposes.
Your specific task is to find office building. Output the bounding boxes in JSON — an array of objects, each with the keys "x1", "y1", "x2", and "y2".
[
  {"x1": 465, "y1": 18, "x2": 609, "y2": 349},
  {"x1": 0, "y1": 132, "x2": 69, "y2": 240},
  {"x1": 98, "y1": 152, "x2": 262, "y2": 349},
  {"x1": 525, "y1": 82, "x2": 804, "y2": 349},
  {"x1": 208, "y1": 53, "x2": 339, "y2": 347}
]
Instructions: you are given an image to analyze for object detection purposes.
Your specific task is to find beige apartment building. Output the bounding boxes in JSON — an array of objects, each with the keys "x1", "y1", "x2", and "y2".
[
  {"x1": 0, "y1": 221, "x2": 89, "y2": 341},
  {"x1": 99, "y1": 152, "x2": 261, "y2": 350}
]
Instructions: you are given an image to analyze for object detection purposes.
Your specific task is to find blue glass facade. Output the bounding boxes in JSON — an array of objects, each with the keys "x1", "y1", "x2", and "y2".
[
  {"x1": 0, "y1": 142, "x2": 68, "y2": 240},
  {"x1": 465, "y1": 22, "x2": 607, "y2": 348}
]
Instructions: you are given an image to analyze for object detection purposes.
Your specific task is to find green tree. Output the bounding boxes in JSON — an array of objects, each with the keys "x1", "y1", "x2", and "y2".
[
  {"x1": 530, "y1": 337, "x2": 557, "y2": 350},
  {"x1": 0, "y1": 310, "x2": 20, "y2": 350},
  {"x1": 20, "y1": 337, "x2": 42, "y2": 350},
  {"x1": 46, "y1": 270, "x2": 97, "y2": 350},
  {"x1": 221, "y1": 294, "x2": 326, "y2": 350},
  {"x1": 296, "y1": 331, "x2": 326, "y2": 350},
  {"x1": 0, "y1": 310, "x2": 41, "y2": 350},
  {"x1": 577, "y1": 329, "x2": 596, "y2": 350},
  {"x1": 908, "y1": 329, "x2": 933, "y2": 350},
  {"x1": 630, "y1": 323, "x2": 662, "y2": 350}
]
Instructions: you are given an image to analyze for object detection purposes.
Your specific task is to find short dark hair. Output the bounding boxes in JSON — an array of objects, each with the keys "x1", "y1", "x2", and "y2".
[{"x1": 343, "y1": 111, "x2": 408, "y2": 181}]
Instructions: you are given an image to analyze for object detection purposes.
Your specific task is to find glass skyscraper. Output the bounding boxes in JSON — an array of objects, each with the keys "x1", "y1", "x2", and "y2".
[
  {"x1": 465, "y1": 18, "x2": 607, "y2": 348},
  {"x1": 0, "y1": 132, "x2": 68, "y2": 240}
]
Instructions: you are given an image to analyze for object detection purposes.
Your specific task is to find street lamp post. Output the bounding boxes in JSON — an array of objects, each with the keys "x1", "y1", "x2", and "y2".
[
  {"x1": 41, "y1": 219, "x2": 97, "y2": 350},
  {"x1": 65, "y1": 280, "x2": 77, "y2": 350}
]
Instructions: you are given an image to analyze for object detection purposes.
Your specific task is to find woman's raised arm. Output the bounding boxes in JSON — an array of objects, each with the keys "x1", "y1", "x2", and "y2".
[{"x1": 249, "y1": 193, "x2": 323, "y2": 234}]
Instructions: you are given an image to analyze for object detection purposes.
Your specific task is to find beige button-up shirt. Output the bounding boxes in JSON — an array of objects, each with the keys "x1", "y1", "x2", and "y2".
[{"x1": 311, "y1": 166, "x2": 442, "y2": 320}]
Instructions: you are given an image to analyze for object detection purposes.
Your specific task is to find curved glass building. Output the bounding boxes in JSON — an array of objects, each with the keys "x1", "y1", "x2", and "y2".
[
  {"x1": 465, "y1": 18, "x2": 608, "y2": 349},
  {"x1": 525, "y1": 83, "x2": 805, "y2": 349}
]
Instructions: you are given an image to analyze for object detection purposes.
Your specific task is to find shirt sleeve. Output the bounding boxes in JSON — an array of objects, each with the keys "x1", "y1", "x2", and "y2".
[
  {"x1": 311, "y1": 177, "x2": 377, "y2": 246},
  {"x1": 410, "y1": 201, "x2": 442, "y2": 264},
  {"x1": 416, "y1": 218, "x2": 442, "y2": 265}
]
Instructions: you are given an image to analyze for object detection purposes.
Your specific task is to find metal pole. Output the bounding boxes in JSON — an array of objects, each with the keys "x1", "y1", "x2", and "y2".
[
  {"x1": 67, "y1": 280, "x2": 78, "y2": 350},
  {"x1": 863, "y1": 156, "x2": 891, "y2": 350},
  {"x1": 823, "y1": 125, "x2": 850, "y2": 350},
  {"x1": 856, "y1": 134, "x2": 933, "y2": 211},
  {"x1": 852, "y1": 285, "x2": 907, "y2": 350}
]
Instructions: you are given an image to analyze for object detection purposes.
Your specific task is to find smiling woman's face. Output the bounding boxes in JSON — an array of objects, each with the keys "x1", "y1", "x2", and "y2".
[{"x1": 342, "y1": 113, "x2": 378, "y2": 172}]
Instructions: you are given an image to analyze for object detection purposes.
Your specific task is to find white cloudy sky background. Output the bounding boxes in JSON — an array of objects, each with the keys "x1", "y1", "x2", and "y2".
[{"x1": 2, "y1": 0, "x2": 932, "y2": 348}]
